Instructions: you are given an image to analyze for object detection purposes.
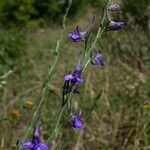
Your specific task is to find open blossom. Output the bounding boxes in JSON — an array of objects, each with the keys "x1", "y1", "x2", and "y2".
[
  {"x1": 21, "y1": 124, "x2": 48, "y2": 150},
  {"x1": 70, "y1": 112, "x2": 83, "y2": 130},
  {"x1": 108, "y1": 3, "x2": 120, "y2": 11},
  {"x1": 64, "y1": 59, "x2": 83, "y2": 84},
  {"x1": 91, "y1": 51, "x2": 104, "y2": 66},
  {"x1": 68, "y1": 16, "x2": 95, "y2": 42},
  {"x1": 109, "y1": 20, "x2": 124, "y2": 30},
  {"x1": 68, "y1": 26, "x2": 88, "y2": 42}
]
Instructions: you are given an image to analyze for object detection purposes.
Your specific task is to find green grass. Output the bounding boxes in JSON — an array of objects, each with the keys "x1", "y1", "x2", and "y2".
[{"x1": 0, "y1": 6, "x2": 150, "y2": 150}]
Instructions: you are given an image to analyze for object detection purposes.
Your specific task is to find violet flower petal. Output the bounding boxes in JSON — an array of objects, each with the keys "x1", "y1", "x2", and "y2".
[
  {"x1": 21, "y1": 141, "x2": 32, "y2": 149},
  {"x1": 36, "y1": 147, "x2": 41, "y2": 150},
  {"x1": 74, "y1": 65, "x2": 81, "y2": 73},
  {"x1": 64, "y1": 74, "x2": 74, "y2": 81},
  {"x1": 70, "y1": 113, "x2": 83, "y2": 130},
  {"x1": 91, "y1": 52, "x2": 104, "y2": 66},
  {"x1": 69, "y1": 32, "x2": 81, "y2": 41},
  {"x1": 76, "y1": 77, "x2": 84, "y2": 83},
  {"x1": 109, "y1": 21, "x2": 124, "y2": 30},
  {"x1": 39, "y1": 142, "x2": 49, "y2": 150},
  {"x1": 68, "y1": 26, "x2": 88, "y2": 42},
  {"x1": 108, "y1": 3, "x2": 120, "y2": 11}
]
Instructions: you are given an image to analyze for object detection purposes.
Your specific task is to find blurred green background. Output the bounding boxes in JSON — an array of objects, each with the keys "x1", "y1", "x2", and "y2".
[{"x1": 0, "y1": 0, "x2": 150, "y2": 149}]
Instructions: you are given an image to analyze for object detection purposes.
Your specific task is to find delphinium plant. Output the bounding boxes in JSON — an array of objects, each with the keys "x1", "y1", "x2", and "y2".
[
  {"x1": 61, "y1": 0, "x2": 124, "y2": 130},
  {"x1": 16, "y1": 0, "x2": 124, "y2": 149}
]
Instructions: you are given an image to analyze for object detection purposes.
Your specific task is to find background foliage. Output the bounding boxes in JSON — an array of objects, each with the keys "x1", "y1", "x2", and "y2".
[
  {"x1": 0, "y1": 0, "x2": 148, "y2": 70},
  {"x1": 0, "y1": 0, "x2": 149, "y2": 27},
  {"x1": 122, "y1": 0, "x2": 149, "y2": 29}
]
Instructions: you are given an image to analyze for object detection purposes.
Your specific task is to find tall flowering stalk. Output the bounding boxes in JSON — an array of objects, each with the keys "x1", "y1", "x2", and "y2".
[
  {"x1": 64, "y1": 0, "x2": 124, "y2": 129},
  {"x1": 47, "y1": 0, "x2": 124, "y2": 143}
]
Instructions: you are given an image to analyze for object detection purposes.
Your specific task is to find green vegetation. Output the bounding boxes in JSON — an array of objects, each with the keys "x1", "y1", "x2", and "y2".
[
  {"x1": 123, "y1": 0, "x2": 149, "y2": 28},
  {"x1": 0, "y1": 0, "x2": 98, "y2": 27},
  {"x1": 0, "y1": 0, "x2": 150, "y2": 149},
  {"x1": 0, "y1": 28, "x2": 27, "y2": 75},
  {"x1": 0, "y1": 0, "x2": 148, "y2": 27}
]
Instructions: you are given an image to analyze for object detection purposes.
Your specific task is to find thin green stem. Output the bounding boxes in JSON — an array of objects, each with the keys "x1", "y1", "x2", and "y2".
[
  {"x1": 82, "y1": 26, "x2": 103, "y2": 72},
  {"x1": 16, "y1": 0, "x2": 72, "y2": 149},
  {"x1": 47, "y1": 105, "x2": 66, "y2": 143},
  {"x1": 47, "y1": 83, "x2": 76, "y2": 143},
  {"x1": 81, "y1": 1, "x2": 108, "y2": 72},
  {"x1": 84, "y1": 39, "x2": 88, "y2": 57}
]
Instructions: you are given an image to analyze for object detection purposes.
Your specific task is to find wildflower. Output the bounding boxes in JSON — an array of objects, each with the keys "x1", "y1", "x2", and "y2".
[
  {"x1": 109, "y1": 20, "x2": 124, "y2": 30},
  {"x1": 68, "y1": 16, "x2": 95, "y2": 42},
  {"x1": 64, "y1": 59, "x2": 83, "y2": 84},
  {"x1": 91, "y1": 51, "x2": 104, "y2": 66},
  {"x1": 10, "y1": 109, "x2": 21, "y2": 118},
  {"x1": 63, "y1": 57, "x2": 84, "y2": 96},
  {"x1": 24, "y1": 99, "x2": 34, "y2": 108},
  {"x1": 21, "y1": 123, "x2": 48, "y2": 150},
  {"x1": 108, "y1": 3, "x2": 120, "y2": 11},
  {"x1": 68, "y1": 26, "x2": 88, "y2": 42},
  {"x1": 143, "y1": 103, "x2": 150, "y2": 109},
  {"x1": 70, "y1": 112, "x2": 83, "y2": 130}
]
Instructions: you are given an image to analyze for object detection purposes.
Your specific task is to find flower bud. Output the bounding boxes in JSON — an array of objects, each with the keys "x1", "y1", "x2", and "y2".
[
  {"x1": 108, "y1": 3, "x2": 120, "y2": 11},
  {"x1": 109, "y1": 20, "x2": 124, "y2": 30},
  {"x1": 70, "y1": 112, "x2": 83, "y2": 130}
]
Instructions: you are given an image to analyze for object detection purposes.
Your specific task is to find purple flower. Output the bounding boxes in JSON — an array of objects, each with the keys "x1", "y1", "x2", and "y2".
[
  {"x1": 91, "y1": 51, "x2": 104, "y2": 66},
  {"x1": 109, "y1": 20, "x2": 124, "y2": 30},
  {"x1": 68, "y1": 16, "x2": 95, "y2": 42},
  {"x1": 70, "y1": 112, "x2": 83, "y2": 130},
  {"x1": 68, "y1": 26, "x2": 88, "y2": 42},
  {"x1": 64, "y1": 59, "x2": 83, "y2": 84},
  {"x1": 21, "y1": 124, "x2": 48, "y2": 150},
  {"x1": 108, "y1": 3, "x2": 120, "y2": 11}
]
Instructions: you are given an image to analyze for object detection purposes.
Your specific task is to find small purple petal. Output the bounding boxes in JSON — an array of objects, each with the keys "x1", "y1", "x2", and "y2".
[
  {"x1": 80, "y1": 31, "x2": 87, "y2": 36},
  {"x1": 64, "y1": 74, "x2": 74, "y2": 81},
  {"x1": 74, "y1": 57, "x2": 81, "y2": 73},
  {"x1": 39, "y1": 142, "x2": 49, "y2": 150},
  {"x1": 91, "y1": 52, "x2": 104, "y2": 66},
  {"x1": 74, "y1": 65, "x2": 81, "y2": 73},
  {"x1": 68, "y1": 32, "x2": 81, "y2": 42},
  {"x1": 21, "y1": 141, "x2": 32, "y2": 149},
  {"x1": 36, "y1": 147, "x2": 42, "y2": 150},
  {"x1": 72, "y1": 34, "x2": 80, "y2": 41},
  {"x1": 76, "y1": 77, "x2": 84, "y2": 83},
  {"x1": 68, "y1": 32, "x2": 72, "y2": 37},
  {"x1": 34, "y1": 127, "x2": 39, "y2": 139},
  {"x1": 109, "y1": 20, "x2": 124, "y2": 30},
  {"x1": 108, "y1": 3, "x2": 120, "y2": 11},
  {"x1": 68, "y1": 26, "x2": 87, "y2": 42},
  {"x1": 70, "y1": 113, "x2": 83, "y2": 130}
]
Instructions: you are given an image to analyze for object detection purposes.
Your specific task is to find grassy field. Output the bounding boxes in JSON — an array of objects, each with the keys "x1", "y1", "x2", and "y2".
[{"x1": 0, "y1": 4, "x2": 150, "y2": 150}]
